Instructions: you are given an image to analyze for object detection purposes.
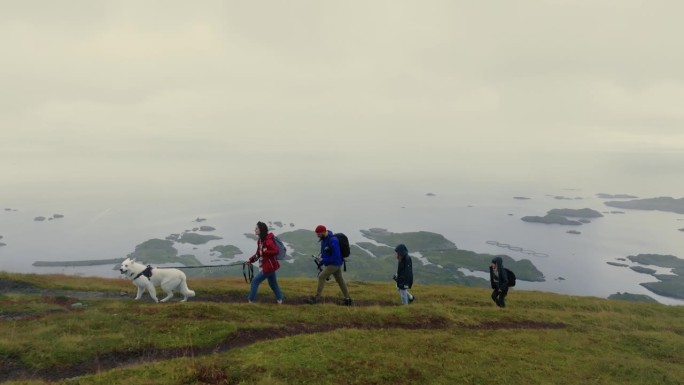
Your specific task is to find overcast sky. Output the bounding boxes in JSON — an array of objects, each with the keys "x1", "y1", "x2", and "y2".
[{"x1": 2, "y1": 0, "x2": 683, "y2": 201}]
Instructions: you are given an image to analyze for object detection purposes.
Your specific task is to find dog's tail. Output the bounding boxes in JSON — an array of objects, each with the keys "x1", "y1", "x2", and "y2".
[{"x1": 180, "y1": 278, "x2": 196, "y2": 298}]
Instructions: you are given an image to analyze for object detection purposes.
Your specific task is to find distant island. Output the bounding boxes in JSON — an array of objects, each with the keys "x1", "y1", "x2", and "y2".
[
  {"x1": 33, "y1": 214, "x2": 64, "y2": 221},
  {"x1": 522, "y1": 208, "x2": 603, "y2": 226},
  {"x1": 625, "y1": 254, "x2": 684, "y2": 300},
  {"x1": 177, "y1": 233, "x2": 222, "y2": 245},
  {"x1": 209, "y1": 245, "x2": 243, "y2": 259},
  {"x1": 630, "y1": 266, "x2": 657, "y2": 275},
  {"x1": 547, "y1": 208, "x2": 603, "y2": 218},
  {"x1": 608, "y1": 292, "x2": 657, "y2": 303},
  {"x1": 597, "y1": 193, "x2": 638, "y2": 199},
  {"x1": 521, "y1": 214, "x2": 582, "y2": 226},
  {"x1": 607, "y1": 262, "x2": 628, "y2": 267},
  {"x1": 513, "y1": 196, "x2": 530, "y2": 200},
  {"x1": 549, "y1": 195, "x2": 574, "y2": 200},
  {"x1": 604, "y1": 196, "x2": 684, "y2": 214}
]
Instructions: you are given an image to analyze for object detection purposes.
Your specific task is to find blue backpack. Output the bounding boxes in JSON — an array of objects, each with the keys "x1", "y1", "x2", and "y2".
[{"x1": 273, "y1": 235, "x2": 288, "y2": 260}]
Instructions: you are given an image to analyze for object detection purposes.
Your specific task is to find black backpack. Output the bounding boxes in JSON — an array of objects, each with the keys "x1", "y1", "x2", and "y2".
[
  {"x1": 505, "y1": 268, "x2": 516, "y2": 287},
  {"x1": 335, "y1": 233, "x2": 351, "y2": 259},
  {"x1": 335, "y1": 233, "x2": 351, "y2": 271}
]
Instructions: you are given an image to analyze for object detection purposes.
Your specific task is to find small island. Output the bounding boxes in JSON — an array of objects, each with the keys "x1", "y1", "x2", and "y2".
[
  {"x1": 521, "y1": 208, "x2": 603, "y2": 226},
  {"x1": 209, "y1": 245, "x2": 243, "y2": 259},
  {"x1": 597, "y1": 193, "x2": 638, "y2": 199},
  {"x1": 177, "y1": 233, "x2": 222, "y2": 245},
  {"x1": 608, "y1": 292, "x2": 657, "y2": 303},
  {"x1": 630, "y1": 266, "x2": 657, "y2": 275},
  {"x1": 607, "y1": 262, "x2": 628, "y2": 267},
  {"x1": 547, "y1": 208, "x2": 603, "y2": 218},
  {"x1": 521, "y1": 214, "x2": 582, "y2": 226}
]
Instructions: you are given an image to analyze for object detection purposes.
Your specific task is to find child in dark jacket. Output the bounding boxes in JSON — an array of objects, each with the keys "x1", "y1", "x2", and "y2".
[
  {"x1": 489, "y1": 256, "x2": 509, "y2": 308},
  {"x1": 394, "y1": 244, "x2": 415, "y2": 305}
]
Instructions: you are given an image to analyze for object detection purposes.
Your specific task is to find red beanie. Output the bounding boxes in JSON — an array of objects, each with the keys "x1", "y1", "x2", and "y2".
[{"x1": 315, "y1": 225, "x2": 327, "y2": 234}]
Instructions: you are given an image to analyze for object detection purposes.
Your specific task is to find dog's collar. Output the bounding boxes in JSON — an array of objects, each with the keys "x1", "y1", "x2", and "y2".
[{"x1": 133, "y1": 265, "x2": 153, "y2": 280}]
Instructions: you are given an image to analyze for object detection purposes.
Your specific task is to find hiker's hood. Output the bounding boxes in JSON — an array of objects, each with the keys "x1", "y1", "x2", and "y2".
[{"x1": 395, "y1": 244, "x2": 408, "y2": 258}]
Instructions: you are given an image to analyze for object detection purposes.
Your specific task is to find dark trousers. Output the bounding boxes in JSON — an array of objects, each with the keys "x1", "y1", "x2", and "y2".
[{"x1": 491, "y1": 288, "x2": 508, "y2": 308}]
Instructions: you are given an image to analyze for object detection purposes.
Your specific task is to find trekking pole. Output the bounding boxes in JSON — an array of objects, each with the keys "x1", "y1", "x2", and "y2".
[
  {"x1": 311, "y1": 255, "x2": 322, "y2": 275},
  {"x1": 311, "y1": 255, "x2": 331, "y2": 281}
]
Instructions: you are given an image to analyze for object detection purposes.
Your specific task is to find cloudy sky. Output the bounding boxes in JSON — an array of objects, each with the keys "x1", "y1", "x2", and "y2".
[{"x1": 2, "y1": 0, "x2": 683, "y2": 203}]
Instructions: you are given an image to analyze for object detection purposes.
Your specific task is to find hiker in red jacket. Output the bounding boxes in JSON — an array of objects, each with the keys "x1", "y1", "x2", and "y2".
[{"x1": 245, "y1": 221, "x2": 283, "y2": 304}]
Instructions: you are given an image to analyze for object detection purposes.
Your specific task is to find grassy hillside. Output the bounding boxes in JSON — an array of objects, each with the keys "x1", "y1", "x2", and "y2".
[{"x1": 1, "y1": 272, "x2": 683, "y2": 385}]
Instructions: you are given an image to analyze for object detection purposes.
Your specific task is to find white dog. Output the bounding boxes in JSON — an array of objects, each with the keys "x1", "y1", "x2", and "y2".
[{"x1": 119, "y1": 257, "x2": 196, "y2": 302}]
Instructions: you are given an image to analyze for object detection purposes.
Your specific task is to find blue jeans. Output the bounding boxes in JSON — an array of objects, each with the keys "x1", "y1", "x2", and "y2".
[
  {"x1": 398, "y1": 288, "x2": 413, "y2": 305},
  {"x1": 248, "y1": 270, "x2": 283, "y2": 302}
]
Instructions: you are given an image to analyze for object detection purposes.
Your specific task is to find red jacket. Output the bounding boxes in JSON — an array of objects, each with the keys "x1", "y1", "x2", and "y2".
[{"x1": 248, "y1": 232, "x2": 280, "y2": 274}]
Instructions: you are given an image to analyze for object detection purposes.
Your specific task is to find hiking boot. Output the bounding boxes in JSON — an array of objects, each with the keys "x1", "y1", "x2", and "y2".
[
  {"x1": 408, "y1": 295, "x2": 415, "y2": 304},
  {"x1": 305, "y1": 296, "x2": 319, "y2": 305},
  {"x1": 342, "y1": 298, "x2": 353, "y2": 306}
]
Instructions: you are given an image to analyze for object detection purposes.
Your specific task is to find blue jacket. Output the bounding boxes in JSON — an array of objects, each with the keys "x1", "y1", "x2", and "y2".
[{"x1": 320, "y1": 230, "x2": 343, "y2": 266}]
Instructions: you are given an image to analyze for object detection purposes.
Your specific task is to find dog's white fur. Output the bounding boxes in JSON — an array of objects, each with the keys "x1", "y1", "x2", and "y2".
[{"x1": 119, "y1": 257, "x2": 196, "y2": 302}]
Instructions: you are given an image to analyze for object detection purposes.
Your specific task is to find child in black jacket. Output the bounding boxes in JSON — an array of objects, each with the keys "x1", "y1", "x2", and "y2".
[
  {"x1": 490, "y1": 256, "x2": 509, "y2": 308},
  {"x1": 394, "y1": 244, "x2": 415, "y2": 305}
]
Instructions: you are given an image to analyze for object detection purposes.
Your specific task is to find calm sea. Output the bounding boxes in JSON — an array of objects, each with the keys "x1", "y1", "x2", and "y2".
[{"x1": 1, "y1": 182, "x2": 682, "y2": 305}]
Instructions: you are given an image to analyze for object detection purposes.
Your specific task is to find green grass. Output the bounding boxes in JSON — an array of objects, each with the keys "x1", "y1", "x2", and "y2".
[{"x1": 0, "y1": 272, "x2": 683, "y2": 385}]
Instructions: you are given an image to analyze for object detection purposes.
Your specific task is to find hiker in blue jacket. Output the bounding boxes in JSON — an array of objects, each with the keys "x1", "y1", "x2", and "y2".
[
  {"x1": 305, "y1": 225, "x2": 352, "y2": 306},
  {"x1": 489, "y1": 256, "x2": 509, "y2": 308}
]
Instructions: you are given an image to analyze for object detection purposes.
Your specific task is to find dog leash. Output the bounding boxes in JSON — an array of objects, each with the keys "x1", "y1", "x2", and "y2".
[{"x1": 156, "y1": 262, "x2": 254, "y2": 283}]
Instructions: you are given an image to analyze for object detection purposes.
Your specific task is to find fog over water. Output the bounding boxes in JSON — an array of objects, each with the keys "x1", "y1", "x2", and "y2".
[{"x1": 1, "y1": 1, "x2": 683, "y2": 304}]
